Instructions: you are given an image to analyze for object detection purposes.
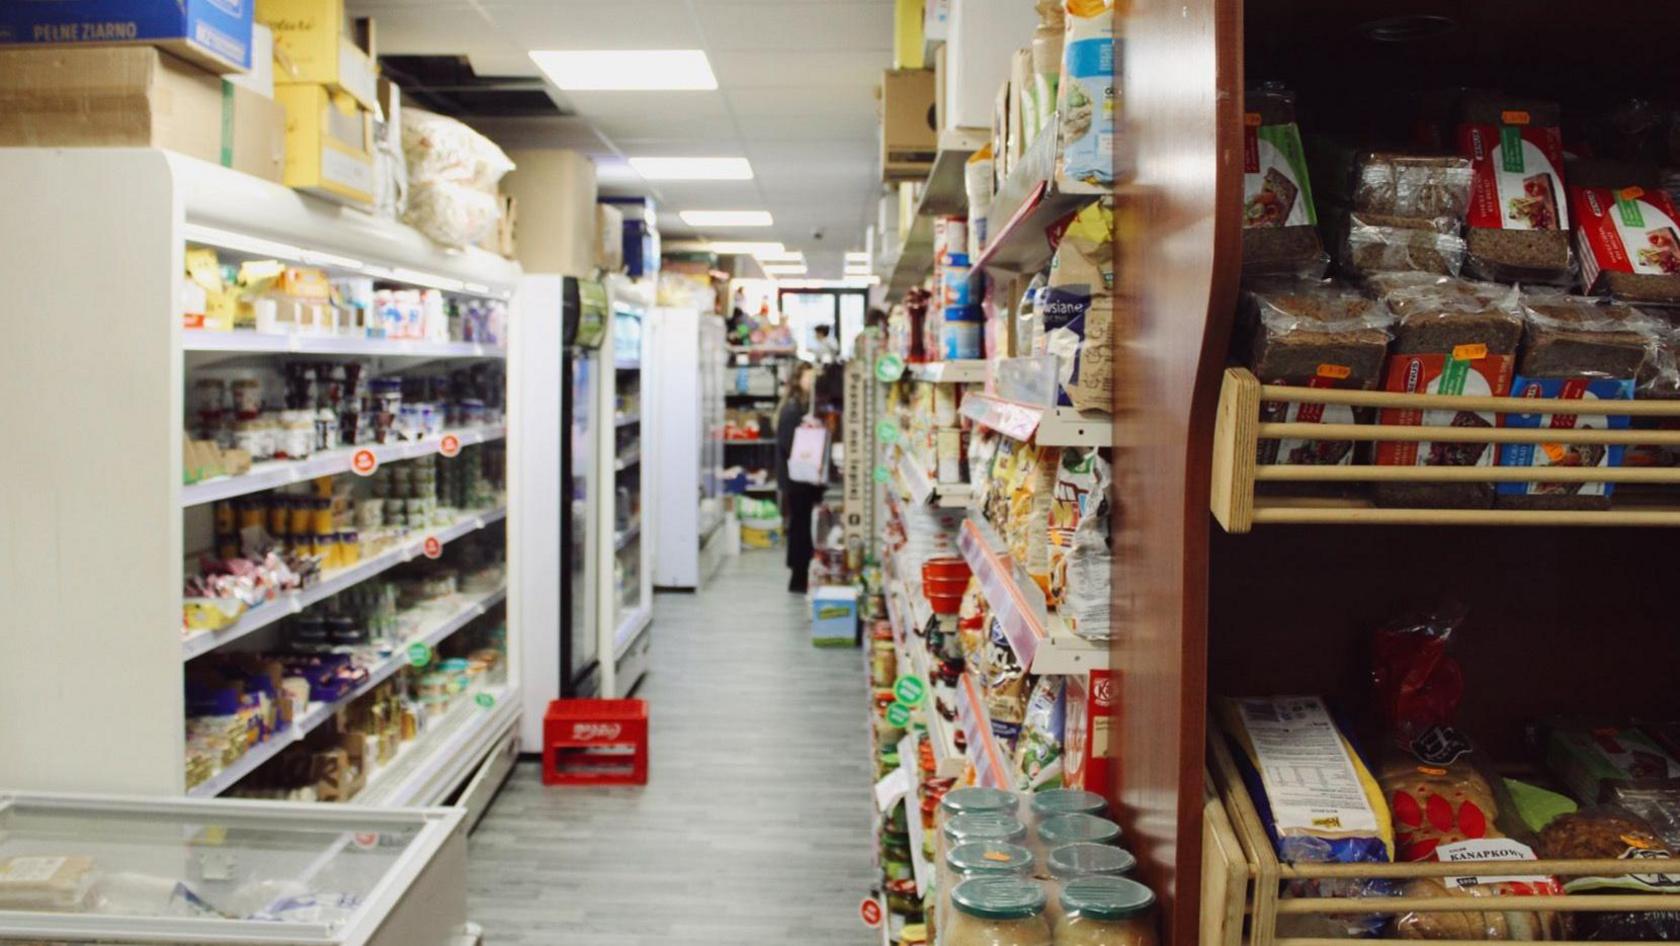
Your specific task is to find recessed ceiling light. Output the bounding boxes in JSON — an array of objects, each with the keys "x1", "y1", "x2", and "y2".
[
  {"x1": 629, "y1": 157, "x2": 753, "y2": 181},
  {"x1": 681, "y1": 210, "x2": 774, "y2": 227},
  {"x1": 528, "y1": 50, "x2": 717, "y2": 91},
  {"x1": 761, "y1": 263, "x2": 807, "y2": 275},
  {"x1": 703, "y1": 241, "x2": 784, "y2": 256},
  {"x1": 845, "y1": 251, "x2": 871, "y2": 264},
  {"x1": 844, "y1": 263, "x2": 872, "y2": 274},
  {"x1": 756, "y1": 250, "x2": 805, "y2": 263}
]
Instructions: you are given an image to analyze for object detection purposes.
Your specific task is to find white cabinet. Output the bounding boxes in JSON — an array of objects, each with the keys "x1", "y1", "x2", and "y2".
[{"x1": 649, "y1": 308, "x2": 728, "y2": 591}]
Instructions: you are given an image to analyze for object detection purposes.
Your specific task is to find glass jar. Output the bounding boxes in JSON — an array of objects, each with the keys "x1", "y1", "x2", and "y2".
[
  {"x1": 947, "y1": 876, "x2": 1052, "y2": 946},
  {"x1": 1037, "y1": 813, "x2": 1122, "y2": 850},
  {"x1": 941, "y1": 841, "x2": 1033, "y2": 936},
  {"x1": 944, "y1": 812, "x2": 1028, "y2": 848},
  {"x1": 1048, "y1": 843, "x2": 1136, "y2": 881},
  {"x1": 1053, "y1": 876, "x2": 1157, "y2": 946},
  {"x1": 1031, "y1": 789, "x2": 1108, "y2": 824},
  {"x1": 940, "y1": 787, "x2": 1020, "y2": 830}
]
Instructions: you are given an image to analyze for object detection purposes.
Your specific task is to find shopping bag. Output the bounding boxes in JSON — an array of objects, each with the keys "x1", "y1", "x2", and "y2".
[{"x1": 788, "y1": 420, "x2": 830, "y2": 485}]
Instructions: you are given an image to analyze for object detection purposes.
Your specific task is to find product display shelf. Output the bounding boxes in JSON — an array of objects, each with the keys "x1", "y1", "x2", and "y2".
[
  {"x1": 187, "y1": 585, "x2": 507, "y2": 799},
  {"x1": 182, "y1": 427, "x2": 508, "y2": 507},
  {"x1": 972, "y1": 112, "x2": 1110, "y2": 277},
  {"x1": 892, "y1": 443, "x2": 972, "y2": 510},
  {"x1": 356, "y1": 682, "x2": 520, "y2": 808},
  {"x1": 727, "y1": 345, "x2": 800, "y2": 358},
  {"x1": 885, "y1": 571, "x2": 964, "y2": 781},
  {"x1": 1210, "y1": 367, "x2": 1680, "y2": 531},
  {"x1": 614, "y1": 413, "x2": 641, "y2": 428},
  {"x1": 906, "y1": 359, "x2": 988, "y2": 384},
  {"x1": 887, "y1": 214, "x2": 937, "y2": 300},
  {"x1": 613, "y1": 451, "x2": 642, "y2": 471},
  {"x1": 959, "y1": 392, "x2": 1113, "y2": 448},
  {"x1": 923, "y1": 127, "x2": 992, "y2": 217},
  {"x1": 614, "y1": 524, "x2": 641, "y2": 552},
  {"x1": 957, "y1": 518, "x2": 1110, "y2": 675},
  {"x1": 957, "y1": 670, "x2": 1015, "y2": 790},
  {"x1": 181, "y1": 506, "x2": 508, "y2": 660},
  {"x1": 181, "y1": 331, "x2": 507, "y2": 363},
  {"x1": 898, "y1": 730, "x2": 932, "y2": 897},
  {"x1": 612, "y1": 603, "x2": 653, "y2": 662}
]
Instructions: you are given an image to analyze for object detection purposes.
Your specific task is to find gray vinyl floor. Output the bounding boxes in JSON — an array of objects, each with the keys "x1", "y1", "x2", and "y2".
[{"x1": 466, "y1": 551, "x2": 878, "y2": 944}]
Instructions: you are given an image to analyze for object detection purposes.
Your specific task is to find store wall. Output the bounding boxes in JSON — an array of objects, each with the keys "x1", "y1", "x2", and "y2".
[{"x1": 502, "y1": 149, "x2": 598, "y2": 277}]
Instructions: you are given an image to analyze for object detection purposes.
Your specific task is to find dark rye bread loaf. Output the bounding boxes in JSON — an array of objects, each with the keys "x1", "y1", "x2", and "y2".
[
  {"x1": 1342, "y1": 212, "x2": 1467, "y2": 277},
  {"x1": 1569, "y1": 159, "x2": 1680, "y2": 306},
  {"x1": 1519, "y1": 298, "x2": 1655, "y2": 379},
  {"x1": 1352, "y1": 152, "x2": 1473, "y2": 219},
  {"x1": 1243, "y1": 86, "x2": 1327, "y2": 278},
  {"x1": 1460, "y1": 94, "x2": 1574, "y2": 285}
]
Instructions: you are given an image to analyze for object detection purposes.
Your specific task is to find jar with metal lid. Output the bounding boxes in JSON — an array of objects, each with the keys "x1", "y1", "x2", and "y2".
[
  {"x1": 1053, "y1": 876, "x2": 1157, "y2": 946},
  {"x1": 940, "y1": 786, "x2": 1020, "y2": 829},
  {"x1": 947, "y1": 876, "x2": 1052, "y2": 946},
  {"x1": 1037, "y1": 813, "x2": 1122, "y2": 850},
  {"x1": 943, "y1": 812, "x2": 1029, "y2": 848},
  {"x1": 941, "y1": 841, "x2": 1034, "y2": 936},
  {"x1": 1031, "y1": 789, "x2": 1108, "y2": 824}
]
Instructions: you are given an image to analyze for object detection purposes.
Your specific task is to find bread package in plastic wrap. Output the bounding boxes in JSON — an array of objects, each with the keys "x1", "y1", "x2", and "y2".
[
  {"x1": 1371, "y1": 278, "x2": 1524, "y2": 509},
  {"x1": 1247, "y1": 281, "x2": 1395, "y2": 467},
  {"x1": 1457, "y1": 94, "x2": 1574, "y2": 285},
  {"x1": 1220, "y1": 695, "x2": 1398, "y2": 938},
  {"x1": 1341, "y1": 212, "x2": 1468, "y2": 278},
  {"x1": 1243, "y1": 84, "x2": 1330, "y2": 278},
  {"x1": 1370, "y1": 607, "x2": 1561, "y2": 940},
  {"x1": 400, "y1": 109, "x2": 515, "y2": 248},
  {"x1": 1353, "y1": 152, "x2": 1474, "y2": 220},
  {"x1": 1495, "y1": 297, "x2": 1658, "y2": 510},
  {"x1": 1535, "y1": 807, "x2": 1680, "y2": 941},
  {"x1": 1567, "y1": 160, "x2": 1680, "y2": 305}
]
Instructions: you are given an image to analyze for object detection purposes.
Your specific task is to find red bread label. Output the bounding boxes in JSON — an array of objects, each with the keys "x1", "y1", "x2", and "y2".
[
  {"x1": 1376, "y1": 352, "x2": 1516, "y2": 468},
  {"x1": 1570, "y1": 185, "x2": 1680, "y2": 279},
  {"x1": 1459, "y1": 121, "x2": 1569, "y2": 231}
]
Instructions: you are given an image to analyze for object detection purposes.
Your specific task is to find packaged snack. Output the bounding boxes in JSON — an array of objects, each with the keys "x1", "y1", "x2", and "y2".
[
  {"x1": 1014, "y1": 676, "x2": 1066, "y2": 790},
  {"x1": 1246, "y1": 282, "x2": 1395, "y2": 466},
  {"x1": 400, "y1": 109, "x2": 515, "y2": 249},
  {"x1": 1055, "y1": 0, "x2": 1116, "y2": 187},
  {"x1": 1568, "y1": 162, "x2": 1680, "y2": 304},
  {"x1": 1608, "y1": 783, "x2": 1680, "y2": 852},
  {"x1": 1457, "y1": 94, "x2": 1573, "y2": 285},
  {"x1": 1372, "y1": 279, "x2": 1524, "y2": 509},
  {"x1": 1340, "y1": 213, "x2": 1468, "y2": 278},
  {"x1": 1242, "y1": 85, "x2": 1329, "y2": 278},
  {"x1": 1370, "y1": 607, "x2": 1561, "y2": 940},
  {"x1": 985, "y1": 619, "x2": 1030, "y2": 745},
  {"x1": 1023, "y1": 448, "x2": 1061, "y2": 599},
  {"x1": 1495, "y1": 298, "x2": 1655, "y2": 509},
  {"x1": 1219, "y1": 695, "x2": 1397, "y2": 938},
  {"x1": 1043, "y1": 200, "x2": 1115, "y2": 413},
  {"x1": 0, "y1": 855, "x2": 98, "y2": 911},
  {"x1": 1060, "y1": 450, "x2": 1113, "y2": 641},
  {"x1": 1048, "y1": 449, "x2": 1103, "y2": 607},
  {"x1": 1543, "y1": 720, "x2": 1680, "y2": 805},
  {"x1": 1006, "y1": 445, "x2": 1043, "y2": 566},
  {"x1": 1534, "y1": 807, "x2": 1680, "y2": 941},
  {"x1": 1352, "y1": 152, "x2": 1474, "y2": 220}
]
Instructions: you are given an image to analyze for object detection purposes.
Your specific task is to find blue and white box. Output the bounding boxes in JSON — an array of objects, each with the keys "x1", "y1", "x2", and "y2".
[
  {"x1": 0, "y1": 0, "x2": 254, "y2": 74},
  {"x1": 811, "y1": 586, "x2": 859, "y2": 647}
]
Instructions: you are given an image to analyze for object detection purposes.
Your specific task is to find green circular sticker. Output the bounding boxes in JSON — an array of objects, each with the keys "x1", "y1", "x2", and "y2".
[
  {"x1": 885, "y1": 702, "x2": 912, "y2": 728},
  {"x1": 876, "y1": 421, "x2": 900, "y2": 444},
  {"x1": 475, "y1": 692, "x2": 495, "y2": 708},
  {"x1": 873, "y1": 465, "x2": 890, "y2": 484},
  {"x1": 875, "y1": 353, "x2": 906, "y2": 383},
  {"x1": 894, "y1": 675, "x2": 926, "y2": 707},
  {"x1": 406, "y1": 642, "x2": 432, "y2": 668}
]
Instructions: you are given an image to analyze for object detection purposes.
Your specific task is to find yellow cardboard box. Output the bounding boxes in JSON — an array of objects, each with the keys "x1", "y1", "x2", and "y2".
[
  {"x1": 258, "y1": 0, "x2": 378, "y2": 111},
  {"x1": 880, "y1": 68, "x2": 936, "y2": 182},
  {"x1": 276, "y1": 83, "x2": 373, "y2": 207}
]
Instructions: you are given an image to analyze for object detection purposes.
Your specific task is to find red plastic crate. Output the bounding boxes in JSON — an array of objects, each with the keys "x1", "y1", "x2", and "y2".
[{"x1": 541, "y1": 698, "x2": 649, "y2": 786}]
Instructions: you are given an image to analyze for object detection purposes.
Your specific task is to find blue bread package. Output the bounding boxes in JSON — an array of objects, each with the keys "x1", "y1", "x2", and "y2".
[
  {"x1": 1497, "y1": 376, "x2": 1634, "y2": 505},
  {"x1": 1220, "y1": 695, "x2": 1398, "y2": 936}
]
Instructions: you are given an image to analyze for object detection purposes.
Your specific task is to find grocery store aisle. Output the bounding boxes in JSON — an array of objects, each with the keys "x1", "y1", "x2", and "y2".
[{"x1": 466, "y1": 551, "x2": 876, "y2": 944}]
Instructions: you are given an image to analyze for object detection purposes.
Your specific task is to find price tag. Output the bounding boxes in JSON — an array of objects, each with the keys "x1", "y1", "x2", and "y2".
[
  {"x1": 439, "y1": 434, "x2": 462, "y2": 458},
  {"x1": 873, "y1": 465, "x2": 890, "y2": 484},
  {"x1": 876, "y1": 421, "x2": 900, "y2": 444},
  {"x1": 350, "y1": 449, "x2": 379, "y2": 477},
  {"x1": 874, "y1": 764, "x2": 912, "y2": 813},
  {"x1": 885, "y1": 702, "x2": 912, "y2": 728},
  {"x1": 859, "y1": 897, "x2": 883, "y2": 929},
  {"x1": 894, "y1": 675, "x2": 926, "y2": 707},
  {"x1": 422, "y1": 536, "x2": 443, "y2": 559},
  {"x1": 875, "y1": 353, "x2": 906, "y2": 383},
  {"x1": 475, "y1": 692, "x2": 495, "y2": 708},
  {"x1": 406, "y1": 642, "x2": 432, "y2": 668}
]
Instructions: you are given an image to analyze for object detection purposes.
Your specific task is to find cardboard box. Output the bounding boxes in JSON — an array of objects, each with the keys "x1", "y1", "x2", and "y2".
[
  {"x1": 893, "y1": 0, "x2": 925, "y2": 70},
  {"x1": 1064, "y1": 669, "x2": 1115, "y2": 797},
  {"x1": 275, "y1": 82, "x2": 373, "y2": 207},
  {"x1": 944, "y1": 0, "x2": 1037, "y2": 133},
  {"x1": 811, "y1": 586, "x2": 859, "y2": 647},
  {"x1": 224, "y1": 23, "x2": 274, "y2": 97},
  {"x1": 594, "y1": 202, "x2": 625, "y2": 271},
  {"x1": 477, "y1": 194, "x2": 517, "y2": 258},
  {"x1": 257, "y1": 0, "x2": 377, "y2": 110},
  {"x1": 0, "y1": 0, "x2": 254, "y2": 73},
  {"x1": 881, "y1": 68, "x2": 936, "y2": 182},
  {"x1": 0, "y1": 47, "x2": 283, "y2": 183}
]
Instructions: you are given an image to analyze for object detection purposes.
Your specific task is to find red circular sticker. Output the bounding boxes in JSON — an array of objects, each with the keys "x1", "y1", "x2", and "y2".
[
  {"x1": 350, "y1": 449, "x2": 379, "y2": 477},
  {"x1": 352, "y1": 832, "x2": 380, "y2": 850},
  {"x1": 439, "y1": 434, "x2": 461, "y2": 458},
  {"x1": 423, "y1": 536, "x2": 443, "y2": 559},
  {"x1": 859, "y1": 897, "x2": 883, "y2": 928}
]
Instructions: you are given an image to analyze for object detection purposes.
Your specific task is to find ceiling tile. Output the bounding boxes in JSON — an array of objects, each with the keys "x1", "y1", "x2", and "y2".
[
  {"x1": 712, "y1": 49, "x2": 888, "y2": 89},
  {"x1": 479, "y1": 1, "x2": 703, "y2": 50},
  {"x1": 698, "y1": 2, "x2": 893, "y2": 52}
]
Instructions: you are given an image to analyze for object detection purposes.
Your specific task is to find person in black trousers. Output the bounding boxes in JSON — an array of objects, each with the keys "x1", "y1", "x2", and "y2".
[{"x1": 776, "y1": 361, "x2": 824, "y2": 593}]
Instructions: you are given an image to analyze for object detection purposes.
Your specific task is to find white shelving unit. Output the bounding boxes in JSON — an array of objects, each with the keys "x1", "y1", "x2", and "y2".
[
  {"x1": 960, "y1": 392, "x2": 1114, "y2": 448},
  {"x1": 0, "y1": 148, "x2": 525, "y2": 802},
  {"x1": 181, "y1": 427, "x2": 506, "y2": 506},
  {"x1": 906, "y1": 359, "x2": 987, "y2": 384}
]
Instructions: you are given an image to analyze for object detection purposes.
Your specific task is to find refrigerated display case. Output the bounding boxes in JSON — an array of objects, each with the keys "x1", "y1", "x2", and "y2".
[
  {"x1": 0, "y1": 793, "x2": 472, "y2": 946},
  {"x1": 604, "y1": 281, "x2": 654, "y2": 697},
  {"x1": 650, "y1": 308, "x2": 728, "y2": 592}
]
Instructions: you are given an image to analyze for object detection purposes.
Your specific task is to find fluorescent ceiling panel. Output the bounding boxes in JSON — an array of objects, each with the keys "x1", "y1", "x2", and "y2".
[
  {"x1": 628, "y1": 156, "x2": 753, "y2": 180},
  {"x1": 680, "y1": 210, "x2": 774, "y2": 227},
  {"x1": 755, "y1": 251, "x2": 805, "y2": 263},
  {"x1": 703, "y1": 241, "x2": 785, "y2": 256},
  {"x1": 528, "y1": 49, "x2": 717, "y2": 91},
  {"x1": 844, "y1": 251, "x2": 871, "y2": 263},
  {"x1": 761, "y1": 263, "x2": 808, "y2": 275}
]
